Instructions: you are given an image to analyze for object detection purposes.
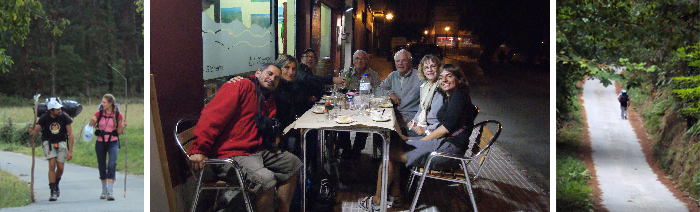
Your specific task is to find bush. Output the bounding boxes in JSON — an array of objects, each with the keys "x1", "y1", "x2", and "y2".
[
  {"x1": 556, "y1": 154, "x2": 594, "y2": 211},
  {"x1": 0, "y1": 125, "x2": 14, "y2": 144},
  {"x1": 0, "y1": 94, "x2": 31, "y2": 107}
]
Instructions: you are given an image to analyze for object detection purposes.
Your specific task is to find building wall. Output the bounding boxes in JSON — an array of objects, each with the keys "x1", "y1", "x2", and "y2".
[{"x1": 151, "y1": 0, "x2": 204, "y2": 187}]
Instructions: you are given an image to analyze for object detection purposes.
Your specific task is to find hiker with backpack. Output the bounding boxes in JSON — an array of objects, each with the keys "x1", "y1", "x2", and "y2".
[
  {"x1": 88, "y1": 94, "x2": 127, "y2": 201},
  {"x1": 28, "y1": 97, "x2": 75, "y2": 201},
  {"x1": 618, "y1": 90, "x2": 631, "y2": 119}
]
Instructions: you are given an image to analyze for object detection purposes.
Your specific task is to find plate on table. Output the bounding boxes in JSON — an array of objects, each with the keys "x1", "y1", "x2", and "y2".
[
  {"x1": 312, "y1": 106, "x2": 325, "y2": 114},
  {"x1": 371, "y1": 115, "x2": 391, "y2": 122},
  {"x1": 335, "y1": 116, "x2": 354, "y2": 124},
  {"x1": 322, "y1": 95, "x2": 333, "y2": 100}
]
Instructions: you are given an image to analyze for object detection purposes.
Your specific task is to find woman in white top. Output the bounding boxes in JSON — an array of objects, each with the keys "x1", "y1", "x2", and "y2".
[{"x1": 407, "y1": 55, "x2": 444, "y2": 137}]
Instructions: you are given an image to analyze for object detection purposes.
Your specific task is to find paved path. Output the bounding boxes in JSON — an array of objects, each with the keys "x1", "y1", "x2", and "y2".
[
  {"x1": 0, "y1": 150, "x2": 144, "y2": 211},
  {"x1": 582, "y1": 78, "x2": 688, "y2": 212}
]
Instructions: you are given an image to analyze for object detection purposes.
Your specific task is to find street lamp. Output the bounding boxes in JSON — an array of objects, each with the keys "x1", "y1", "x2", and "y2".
[
  {"x1": 386, "y1": 13, "x2": 394, "y2": 20},
  {"x1": 444, "y1": 26, "x2": 451, "y2": 50},
  {"x1": 424, "y1": 30, "x2": 428, "y2": 35}
]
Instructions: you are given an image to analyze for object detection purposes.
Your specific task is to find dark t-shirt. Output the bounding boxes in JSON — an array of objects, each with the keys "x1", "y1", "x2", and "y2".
[
  {"x1": 37, "y1": 112, "x2": 73, "y2": 142},
  {"x1": 436, "y1": 88, "x2": 477, "y2": 147},
  {"x1": 274, "y1": 79, "x2": 308, "y2": 128}
]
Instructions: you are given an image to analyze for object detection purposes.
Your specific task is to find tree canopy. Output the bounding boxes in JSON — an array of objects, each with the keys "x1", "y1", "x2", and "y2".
[
  {"x1": 556, "y1": 0, "x2": 699, "y2": 122},
  {"x1": 1, "y1": 0, "x2": 143, "y2": 100}
]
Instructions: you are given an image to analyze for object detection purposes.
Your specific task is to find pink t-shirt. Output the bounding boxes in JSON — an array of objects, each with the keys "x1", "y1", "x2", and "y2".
[{"x1": 94, "y1": 111, "x2": 123, "y2": 142}]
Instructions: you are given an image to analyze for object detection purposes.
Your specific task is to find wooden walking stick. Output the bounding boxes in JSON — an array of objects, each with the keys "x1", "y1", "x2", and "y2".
[
  {"x1": 77, "y1": 118, "x2": 86, "y2": 142},
  {"x1": 108, "y1": 63, "x2": 128, "y2": 197},
  {"x1": 29, "y1": 93, "x2": 40, "y2": 202}
]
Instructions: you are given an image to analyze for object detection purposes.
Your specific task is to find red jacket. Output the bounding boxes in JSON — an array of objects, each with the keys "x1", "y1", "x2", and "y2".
[{"x1": 189, "y1": 78, "x2": 277, "y2": 158}]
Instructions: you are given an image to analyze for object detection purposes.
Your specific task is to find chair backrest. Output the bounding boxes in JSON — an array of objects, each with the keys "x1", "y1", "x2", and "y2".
[
  {"x1": 174, "y1": 116, "x2": 200, "y2": 157},
  {"x1": 468, "y1": 120, "x2": 503, "y2": 165}
]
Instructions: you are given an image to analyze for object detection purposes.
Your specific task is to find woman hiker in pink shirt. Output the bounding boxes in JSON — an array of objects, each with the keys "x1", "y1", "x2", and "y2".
[{"x1": 88, "y1": 94, "x2": 127, "y2": 201}]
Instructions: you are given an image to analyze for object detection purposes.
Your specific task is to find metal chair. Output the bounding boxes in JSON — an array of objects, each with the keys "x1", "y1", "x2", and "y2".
[
  {"x1": 406, "y1": 120, "x2": 503, "y2": 212},
  {"x1": 174, "y1": 116, "x2": 254, "y2": 212}
]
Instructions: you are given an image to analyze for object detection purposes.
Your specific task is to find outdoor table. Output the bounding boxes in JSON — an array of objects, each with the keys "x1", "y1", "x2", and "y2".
[{"x1": 283, "y1": 104, "x2": 406, "y2": 212}]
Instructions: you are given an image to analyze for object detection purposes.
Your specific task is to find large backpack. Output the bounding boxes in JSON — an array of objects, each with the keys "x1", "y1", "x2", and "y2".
[
  {"x1": 619, "y1": 93, "x2": 629, "y2": 103},
  {"x1": 34, "y1": 98, "x2": 83, "y2": 118}
]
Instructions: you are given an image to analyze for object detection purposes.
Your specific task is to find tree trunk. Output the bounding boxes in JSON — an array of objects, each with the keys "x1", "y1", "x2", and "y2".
[
  {"x1": 123, "y1": 0, "x2": 135, "y2": 97},
  {"x1": 51, "y1": 42, "x2": 56, "y2": 96}
]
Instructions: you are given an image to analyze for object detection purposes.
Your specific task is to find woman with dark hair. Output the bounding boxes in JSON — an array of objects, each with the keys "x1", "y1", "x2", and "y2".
[
  {"x1": 88, "y1": 94, "x2": 127, "y2": 201},
  {"x1": 359, "y1": 64, "x2": 477, "y2": 211}
]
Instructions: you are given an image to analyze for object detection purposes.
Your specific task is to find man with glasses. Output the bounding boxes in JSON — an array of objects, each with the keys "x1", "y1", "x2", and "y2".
[
  {"x1": 337, "y1": 50, "x2": 382, "y2": 158},
  {"x1": 296, "y1": 48, "x2": 346, "y2": 109}
]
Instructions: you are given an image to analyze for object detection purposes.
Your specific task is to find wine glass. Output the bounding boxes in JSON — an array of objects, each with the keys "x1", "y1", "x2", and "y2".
[{"x1": 325, "y1": 102, "x2": 335, "y2": 120}]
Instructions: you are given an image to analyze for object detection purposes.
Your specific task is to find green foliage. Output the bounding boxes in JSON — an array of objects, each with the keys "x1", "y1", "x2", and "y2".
[
  {"x1": 556, "y1": 62, "x2": 586, "y2": 124},
  {"x1": 0, "y1": 168, "x2": 32, "y2": 208},
  {"x1": 0, "y1": 0, "x2": 70, "y2": 73},
  {"x1": 556, "y1": 98, "x2": 594, "y2": 211},
  {"x1": 0, "y1": 93, "x2": 31, "y2": 107},
  {"x1": 556, "y1": 155, "x2": 594, "y2": 211},
  {"x1": 2, "y1": 0, "x2": 144, "y2": 100},
  {"x1": 0, "y1": 0, "x2": 43, "y2": 73},
  {"x1": 0, "y1": 122, "x2": 36, "y2": 146}
]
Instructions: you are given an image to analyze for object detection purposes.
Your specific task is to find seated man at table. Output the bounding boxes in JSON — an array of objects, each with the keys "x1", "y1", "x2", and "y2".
[
  {"x1": 337, "y1": 50, "x2": 382, "y2": 158},
  {"x1": 189, "y1": 64, "x2": 302, "y2": 212},
  {"x1": 375, "y1": 49, "x2": 422, "y2": 131},
  {"x1": 296, "y1": 48, "x2": 345, "y2": 111}
]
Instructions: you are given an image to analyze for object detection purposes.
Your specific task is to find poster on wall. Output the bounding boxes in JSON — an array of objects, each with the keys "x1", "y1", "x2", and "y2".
[{"x1": 202, "y1": 0, "x2": 276, "y2": 80}]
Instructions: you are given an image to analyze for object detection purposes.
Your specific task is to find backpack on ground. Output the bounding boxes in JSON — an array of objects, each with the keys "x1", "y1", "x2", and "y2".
[{"x1": 619, "y1": 93, "x2": 629, "y2": 103}]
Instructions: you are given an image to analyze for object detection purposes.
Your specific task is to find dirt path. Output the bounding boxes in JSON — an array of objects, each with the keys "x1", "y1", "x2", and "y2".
[
  {"x1": 0, "y1": 150, "x2": 144, "y2": 211},
  {"x1": 581, "y1": 78, "x2": 689, "y2": 212}
]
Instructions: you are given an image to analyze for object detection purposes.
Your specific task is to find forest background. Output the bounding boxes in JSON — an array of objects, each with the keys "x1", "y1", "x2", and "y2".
[{"x1": 556, "y1": 0, "x2": 699, "y2": 211}]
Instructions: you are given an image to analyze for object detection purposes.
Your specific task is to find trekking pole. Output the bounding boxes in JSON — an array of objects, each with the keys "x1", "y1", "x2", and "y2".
[
  {"x1": 108, "y1": 63, "x2": 128, "y2": 197},
  {"x1": 29, "y1": 93, "x2": 40, "y2": 202},
  {"x1": 77, "y1": 118, "x2": 86, "y2": 142}
]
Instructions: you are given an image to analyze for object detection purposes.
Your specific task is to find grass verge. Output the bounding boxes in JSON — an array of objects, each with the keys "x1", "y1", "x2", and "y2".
[
  {"x1": 0, "y1": 167, "x2": 32, "y2": 208},
  {"x1": 556, "y1": 96, "x2": 594, "y2": 211},
  {"x1": 0, "y1": 103, "x2": 144, "y2": 175}
]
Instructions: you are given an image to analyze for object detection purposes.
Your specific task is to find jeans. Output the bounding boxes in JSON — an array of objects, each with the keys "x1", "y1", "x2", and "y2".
[
  {"x1": 620, "y1": 105, "x2": 628, "y2": 118},
  {"x1": 95, "y1": 140, "x2": 119, "y2": 180}
]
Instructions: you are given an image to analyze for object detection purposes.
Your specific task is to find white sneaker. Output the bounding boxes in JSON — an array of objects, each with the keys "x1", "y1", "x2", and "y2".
[{"x1": 358, "y1": 196, "x2": 380, "y2": 211}]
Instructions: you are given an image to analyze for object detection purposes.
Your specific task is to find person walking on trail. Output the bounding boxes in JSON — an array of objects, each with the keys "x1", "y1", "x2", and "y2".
[
  {"x1": 28, "y1": 97, "x2": 74, "y2": 201},
  {"x1": 88, "y1": 94, "x2": 127, "y2": 201},
  {"x1": 618, "y1": 89, "x2": 631, "y2": 119}
]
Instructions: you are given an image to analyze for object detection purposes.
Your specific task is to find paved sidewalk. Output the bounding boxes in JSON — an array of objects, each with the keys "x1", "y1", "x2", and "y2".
[
  {"x1": 0, "y1": 150, "x2": 144, "y2": 212},
  {"x1": 329, "y1": 142, "x2": 548, "y2": 211}
]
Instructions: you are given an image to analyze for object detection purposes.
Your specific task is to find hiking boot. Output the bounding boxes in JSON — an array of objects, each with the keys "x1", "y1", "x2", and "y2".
[
  {"x1": 100, "y1": 187, "x2": 107, "y2": 199},
  {"x1": 55, "y1": 178, "x2": 60, "y2": 197},
  {"x1": 107, "y1": 188, "x2": 115, "y2": 201},
  {"x1": 49, "y1": 183, "x2": 58, "y2": 201}
]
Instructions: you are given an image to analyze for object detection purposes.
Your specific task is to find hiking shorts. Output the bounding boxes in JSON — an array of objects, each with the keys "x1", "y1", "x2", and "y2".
[
  {"x1": 42, "y1": 140, "x2": 68, "y2": 163},
  {"x1": 216, "y1": 150, "x2": 301, "y2": 197}
]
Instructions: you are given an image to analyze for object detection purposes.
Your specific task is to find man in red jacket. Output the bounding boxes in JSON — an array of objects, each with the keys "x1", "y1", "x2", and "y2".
[{"x1": 188, "y1": 64, "x2": 301, "y2": 212}]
